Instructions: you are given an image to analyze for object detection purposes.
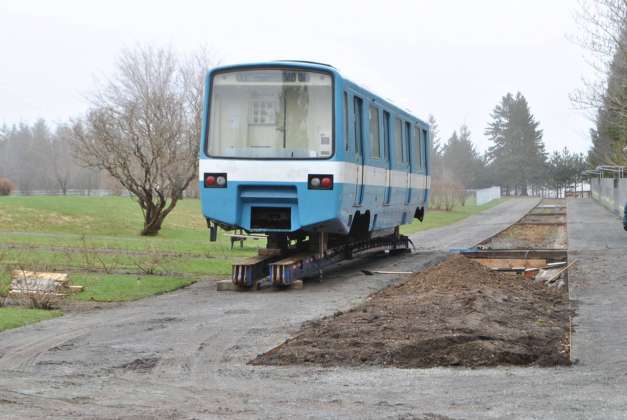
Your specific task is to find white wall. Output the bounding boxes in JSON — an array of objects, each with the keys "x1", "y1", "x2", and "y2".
[{"x1": 472, "y1": 186, "x2": 502, "y2": 206}]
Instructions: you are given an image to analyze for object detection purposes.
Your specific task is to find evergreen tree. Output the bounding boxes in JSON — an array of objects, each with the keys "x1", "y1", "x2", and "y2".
[
  {"x1": 428, "y1": 115, "x2": 444, "y2": 180},
  {"x1": 547, "y1": 148, "x2": 587, "y2": 197},
  {"x1": 588, "y1": 39, "x2": 627, "y2": 166},
  {"x1": 442, "y1": 125, "x2": 484, "y2": 188},
  {"x1": 485, "y1": 92, "x2": 547, "y2": 195}
]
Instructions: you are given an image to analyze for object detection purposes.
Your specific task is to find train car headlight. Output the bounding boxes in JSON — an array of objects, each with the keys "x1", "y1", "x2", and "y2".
[
  {"x1": 308, "y1": 174, "x2": 333, "y2": 190},
  {"x1": 204, "y1": 173, "x2": 227, "y2": 188}
]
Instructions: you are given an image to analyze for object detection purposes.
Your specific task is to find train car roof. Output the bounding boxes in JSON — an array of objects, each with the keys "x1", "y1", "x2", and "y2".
[{"x1": 208, "y1": 61, "x2": 429, "y2": 128}]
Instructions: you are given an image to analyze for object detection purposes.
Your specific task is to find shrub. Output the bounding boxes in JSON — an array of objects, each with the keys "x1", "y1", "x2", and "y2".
[
  {"x1": 429, "y1": 178, "x2": 465, "y2": 211},
  {"x1": 0, "y1": 177, "x2": 15, "y2": 196},
  {"x1": 18, "y1": 292, "x2": 62, "y2": 310}
]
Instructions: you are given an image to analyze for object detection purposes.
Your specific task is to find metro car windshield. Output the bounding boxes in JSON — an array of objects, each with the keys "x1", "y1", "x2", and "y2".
[{"x1": 207, "y1": 69, "x2": 333, "y2": 159}]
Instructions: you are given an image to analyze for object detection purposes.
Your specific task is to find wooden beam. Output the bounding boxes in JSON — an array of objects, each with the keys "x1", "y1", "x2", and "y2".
[{"x1": 475, "y1": 258, "x2": 547, "y2": 269}]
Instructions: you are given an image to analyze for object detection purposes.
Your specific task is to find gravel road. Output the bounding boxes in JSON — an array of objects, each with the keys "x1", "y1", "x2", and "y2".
[{"x1": 8, "y1": 197, "x2": 626, "y2": 419}]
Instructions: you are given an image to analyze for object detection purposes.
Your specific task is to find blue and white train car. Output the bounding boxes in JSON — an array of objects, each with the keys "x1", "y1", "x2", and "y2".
[{"x1": 199, "y1": 61, "x2": 430, "y2": 245}]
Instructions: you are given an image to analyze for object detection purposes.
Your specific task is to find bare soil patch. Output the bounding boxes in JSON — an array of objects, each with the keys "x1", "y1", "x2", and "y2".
[
  {"x1": 519, "y1": 214, "x2": 566, "y2": 224},
  {"x1": 480, "y1": 224, "x2": 567, "y2": 249},
  {"x1": 251, "y1": 255, "x2": 570, "y2": 368},
  {"x1": 529, "y1": 206, "x2": 566, "y2": 215}
]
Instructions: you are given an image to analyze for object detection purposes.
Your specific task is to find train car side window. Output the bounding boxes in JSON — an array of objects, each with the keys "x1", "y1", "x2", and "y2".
[
  {"x1": 394, "y1": 118, "x2": 404, "y2": 163},
  {"x1": 415, "y1": 126, "x2": 423, "y2": 170},
  {"x1": 383, "y1": 111, "x2": 390, "y2": 160},
  {"x1": 343, "y1": 92, "x2": 349, "y2": 152},
  {"x1": 369, "y1": 106, "x2": 380, "y2": 159},
  {"x1": 353, "y1": 97, "x2": 363, "y2": 155}
]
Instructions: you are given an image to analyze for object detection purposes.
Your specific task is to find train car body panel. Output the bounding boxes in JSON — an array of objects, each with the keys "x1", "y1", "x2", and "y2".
[{"x1": 199, "y1": 61, "x2": 430, "y2": 237}]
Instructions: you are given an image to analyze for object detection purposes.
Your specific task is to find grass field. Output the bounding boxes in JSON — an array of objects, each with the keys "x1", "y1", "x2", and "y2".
[
  {"x1": 0, "y1": 196, "x2": 262, "y2": 306},
  {"x1": 72, "y1": 273, "x2": 196, "y2": 302},
  {"x1": 400, "y1": 198, "x2": 507, "y2": 235},
  {"x1": 0, "y1": 195, "x2": 506, "y2": 331},
  {"x1": 0, "y1": 307, "x2": 62, "y2": 332}
]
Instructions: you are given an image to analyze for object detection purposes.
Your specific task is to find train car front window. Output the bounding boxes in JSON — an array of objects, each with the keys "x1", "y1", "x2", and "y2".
[{"x1": 208, "y1": 69, "x2": 333, "y2": 159}]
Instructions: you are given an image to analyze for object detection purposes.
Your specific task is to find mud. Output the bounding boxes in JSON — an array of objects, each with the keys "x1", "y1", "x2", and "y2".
[
  {"x1": 252, "y1": 255, "x2": 571, "y2": 368},
  {"x1": 117, "y1": 356, "x2": 160, "y2": 372}
]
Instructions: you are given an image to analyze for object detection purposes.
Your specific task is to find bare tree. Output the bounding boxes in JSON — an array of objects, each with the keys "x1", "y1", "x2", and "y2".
[
  {"x1": 571, "y1": 0, "x2": 627, "y2": 165},
  {"x1": 572, "y1": 1, "x2": 626, "y2": 106},
  {"x1": 51, "y1": 126, "x2": 74, "y2": 195},
  {"x1": 71, "y1": 46, "x2": 215, "y2": 235}
]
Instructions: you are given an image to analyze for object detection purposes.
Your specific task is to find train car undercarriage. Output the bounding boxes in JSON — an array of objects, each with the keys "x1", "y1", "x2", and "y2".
[{"x1": 230, "y1": 228, "x2": 412, "y2": 289}]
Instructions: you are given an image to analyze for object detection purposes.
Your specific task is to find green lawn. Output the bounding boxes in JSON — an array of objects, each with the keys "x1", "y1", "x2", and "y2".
[
  {"x1": 0, "y1": 196, "x2": 259, "y2": 307},
  {"x1": 0, "y1": 307, "x2": 62, "y2": 332},
  {"x1": 0, "y1": 196, "x2": 260, "y2": 268},
  {"x1": 0, "y1": 195, "x2": 508, "y2": 321},
  {"x1": 71, "y1": 273, "x2": 195, "y2": 302},
  {"x1": 0, "y1": 196, "x2": 263, "y2": 253},
  {"x1": 400, "y1": 198, "x2": 507, "y2": 235}
]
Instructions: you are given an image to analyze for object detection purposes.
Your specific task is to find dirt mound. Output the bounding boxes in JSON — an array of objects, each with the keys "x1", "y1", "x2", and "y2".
[{"x1": 251, "y1": 255, "x2": 571, "y2": 368}]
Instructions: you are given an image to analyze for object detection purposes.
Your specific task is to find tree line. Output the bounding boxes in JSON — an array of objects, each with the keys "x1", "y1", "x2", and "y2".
[
  {"x1": 1, "y1": 40, "x2": 592, "y2": 235},
  {"x1": 430, "y1": 92, "x2": 586, "y2": 205},
  {"x1": 0, "y1": 120, "x2": 100, "y2": 194},
  {"x1": 1, "y1": 46, "x2": 214, "y2": 236}
]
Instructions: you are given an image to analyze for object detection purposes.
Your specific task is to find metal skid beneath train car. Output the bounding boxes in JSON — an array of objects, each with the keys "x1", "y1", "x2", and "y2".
[{"x1": 230, "y1": 234, "x2": 411, "y2": 289}]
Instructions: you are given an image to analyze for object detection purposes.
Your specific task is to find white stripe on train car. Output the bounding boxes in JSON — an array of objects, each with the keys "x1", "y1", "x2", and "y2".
[{"x1": 199, "y1": 159, "x2": 430, "y2": 189}]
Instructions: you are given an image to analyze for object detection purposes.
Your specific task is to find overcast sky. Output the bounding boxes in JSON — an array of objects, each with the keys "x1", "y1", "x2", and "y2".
[{"x1": 0, "y1": 0, "x2": 594, "y2": 154}]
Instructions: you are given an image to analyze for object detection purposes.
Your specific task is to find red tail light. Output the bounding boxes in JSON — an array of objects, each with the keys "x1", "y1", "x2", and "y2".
[
  {"x1": 308, "y1": 174, "x2": 333, "y2": 190},
  {"x1": 204, "y1": 173, "x2": 227, "y2": 188}
]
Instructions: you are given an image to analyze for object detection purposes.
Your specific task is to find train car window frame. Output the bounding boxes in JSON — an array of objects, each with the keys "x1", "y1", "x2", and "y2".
[
  {"x1": 383, "y1": 111, "x2": 390, "y2": 160},
  {"x1": 204, "y1": 65, "x2": 336, "y2": 161},
  {"x1": 422, "y1": 128, "x2": 429, "y2": 172},
  {"x1": 369, "y1": 105, "x2": 381, "y2": 159},
  {"x1": 404, "y1": 121, "x2": 411, "y2": 166},
  {"x1": 343, "y1": 91, "x2": 349, "y2": 152},
  {"x1": 353, "y1": 96, "x2": 363, "y2": 155},
  {"x1": 394, "y1": 117, "x2": 404, "y2": 163},
  {"x1": 415, "y1": 126, "x2": 423, "y2": 170}
]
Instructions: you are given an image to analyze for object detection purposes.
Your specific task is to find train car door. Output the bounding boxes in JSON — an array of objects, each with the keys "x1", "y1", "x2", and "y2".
[
  {"x1": 383, "y1": 111, "x2": 392, "y2": 204},
  {"x1": 414, "y1": 126, "x2": 428, "y2": 206},
  {"x1": 405, "y1": 121, "x2": 412, "y2": 204},
  {"x1": 421, "y1": 128, "x2": 429, "y2": 198},
  {"x1": 353, "y1": 96, "x2": 365, "y2": 205}
]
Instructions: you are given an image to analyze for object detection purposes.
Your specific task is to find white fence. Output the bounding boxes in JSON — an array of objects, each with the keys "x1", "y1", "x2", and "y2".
[
  {"x1": 590, "y1": 178, "x2": 627, "y2": 217},
  {"x1": 11, "y1": 189, "x2": 127, "y2": 197},
  {"x1": 470, "y1": 186, "x2": 502, "y2": 206}
]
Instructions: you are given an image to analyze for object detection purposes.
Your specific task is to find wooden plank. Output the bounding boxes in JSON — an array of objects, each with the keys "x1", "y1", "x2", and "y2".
[
  {"x1": 224, "y1": 233, "x2": 266, "y2": 239},
  {"x1": 10, "y1": 271, "x2": 71, "y2": 296},
  {"x1": 475, "y1": 258, "x2": 547, "y2": 269},
  {"x1": 546, "y1": 260, "x2": 577, "y2": 283},
  {"x1": 463, "y1": 249, "x2": 567, "y2": 261},
  {"x1": 9, "y1": 291, "x2": 68, "y2": 297},
  {"x1": 11, "y1": 271, "x2": 68, "y2": 283}
]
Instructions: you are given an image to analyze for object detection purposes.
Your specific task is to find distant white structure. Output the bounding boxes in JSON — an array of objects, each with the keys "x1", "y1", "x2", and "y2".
[{"x1": 470, "y1": 186, "x2": 502, "y2": 206}]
